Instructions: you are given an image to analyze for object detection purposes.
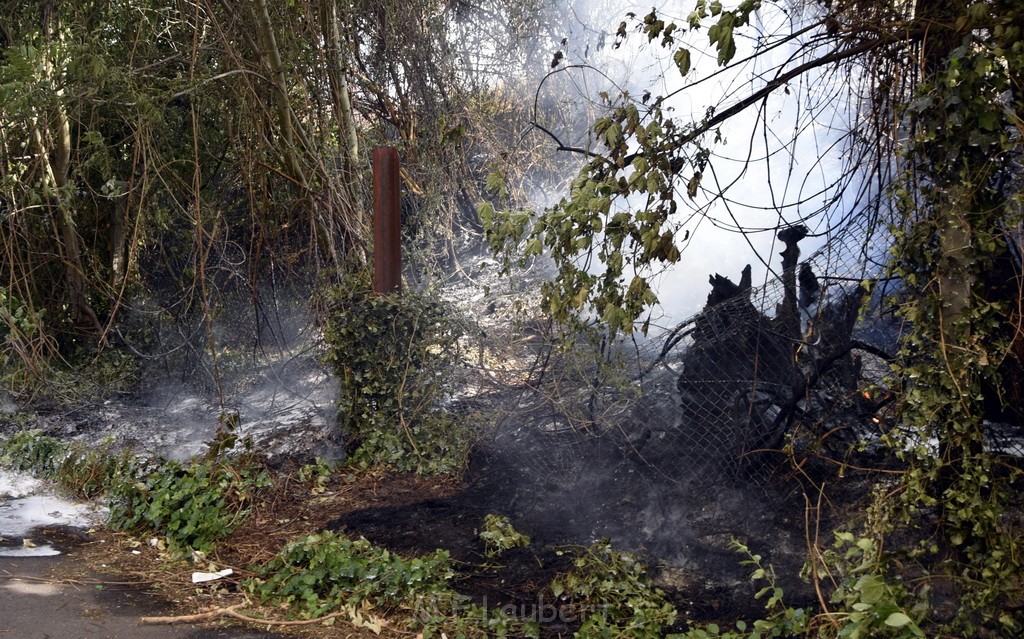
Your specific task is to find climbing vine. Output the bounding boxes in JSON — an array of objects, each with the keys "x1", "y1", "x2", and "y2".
[
  {"x1": 322, "y1": 271, "x2": 470, "y2": 475},
  {"x1": 881, "y1": 14, "x2": 1024, "y2": 633}
]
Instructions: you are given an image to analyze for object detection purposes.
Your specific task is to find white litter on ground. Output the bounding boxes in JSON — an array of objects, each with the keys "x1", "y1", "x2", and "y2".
[{"x1": 192, "y1": 568, "x2": 233, "y2": 583}]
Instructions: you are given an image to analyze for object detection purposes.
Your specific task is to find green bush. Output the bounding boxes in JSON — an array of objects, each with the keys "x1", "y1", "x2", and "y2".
[
  {"x1": 2, "y1": 427, "x2": 267, "y2": 555},
  {"x1": 323, "y1": 272, "x2": 469, "y2": 475},
  {"x1": 248, "y1": 530, "x2": 531, "y2": 637},
  {"x1": 107, "y1": 457, "x2": 269, "y2": 553},
  {"x1": 248, "y1": 531, "x2": 454, "y2": 617},
  {"x1": 56, "y1": 446, "x2": 138, "y2": 499},
  {"x1": 0, "y1": 430, "x2": 69, "y2": 475},
  {"x1": 0, "y1": 429, "x2": 136, "y2": 499},
  {"x1": 550, "y1": 541, "x2": 677, "y2": 639}
]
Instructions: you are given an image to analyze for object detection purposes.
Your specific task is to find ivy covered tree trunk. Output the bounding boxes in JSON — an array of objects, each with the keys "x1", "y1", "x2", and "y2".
[
  {"x1": 933, "y1": 188, "x2": 985, "y2": 494},
  {"x1": 889, "y1": 8, "x2": 1023, "y2": 622}
]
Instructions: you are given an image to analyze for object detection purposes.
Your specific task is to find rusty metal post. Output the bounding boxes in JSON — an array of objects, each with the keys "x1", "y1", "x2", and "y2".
[{"x1": 372, "y1": 147, "x2": 401, "y2": 295}]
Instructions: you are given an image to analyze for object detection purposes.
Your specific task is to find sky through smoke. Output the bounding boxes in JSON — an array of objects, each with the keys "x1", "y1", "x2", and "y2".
[{"x1": 528, "y1": 0, "x2": 863, "y2": 327}]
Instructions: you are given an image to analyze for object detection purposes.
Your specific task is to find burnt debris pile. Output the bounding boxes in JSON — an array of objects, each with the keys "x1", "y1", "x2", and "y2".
[
  {"x1": 481, "y1": 214, "x2": 903, "y2": 500},
  {"x1": 667, "y1": 225, "x2": 887, "y2": 483}
]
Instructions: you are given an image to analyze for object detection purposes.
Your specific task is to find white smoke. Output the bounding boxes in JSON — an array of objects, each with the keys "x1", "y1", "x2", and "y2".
[{"x1": 527, "y1": 1, "x2": 858, "y2": 325}]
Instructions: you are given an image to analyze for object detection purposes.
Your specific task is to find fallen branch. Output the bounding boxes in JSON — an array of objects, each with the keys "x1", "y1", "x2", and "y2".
[
  {"x1": 140, "y1": 604, "x2": 343, "y2": 627},
  {"x1": 0, "y1": 573, "x2": 148, "y2": 586}
]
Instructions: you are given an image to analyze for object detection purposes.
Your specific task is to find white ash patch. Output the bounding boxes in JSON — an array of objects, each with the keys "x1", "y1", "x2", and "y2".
[
  {"x1": 0, "y1": 468, "x2": 104, "y2": 557},
  {"x1": 0, "y1": 469, "x2": 43, "y2": 499},
  {"x1": 20, "y1": 348, "x2": 342, "y2": 463}
]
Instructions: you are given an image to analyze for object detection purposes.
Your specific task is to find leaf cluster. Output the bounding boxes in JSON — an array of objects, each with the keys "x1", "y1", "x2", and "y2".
[
  {"x1": 249, "y1": 529, "x2": 532, "y2": 637},
  {"x1": 479, "y1": 513, "x2": 531, "y2": 557},
  {"x1": 550, "y1": 540, "x2": 677, "y2": 639},
  {"x1": 248, "y1": 531, "x2": 454, "y2": 618},
  {"x1": 482, "y1": 2, "x2": 761, "y2": 338},
  {"x1": 107, "y1": 456, "x2": 270, "y2": 554}
]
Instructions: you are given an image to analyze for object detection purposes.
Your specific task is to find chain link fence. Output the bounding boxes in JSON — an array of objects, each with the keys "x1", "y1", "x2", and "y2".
[{"x1": 476, "y1": 213, "x2": 904, "y2": 489}]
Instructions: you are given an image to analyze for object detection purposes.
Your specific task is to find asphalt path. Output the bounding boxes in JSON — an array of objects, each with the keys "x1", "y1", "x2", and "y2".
[
  {"x1": 1, "y1": 467, "x2": 284, "y2": 639},
  {"x1": 0, "y1": 552, "x2": 284, "y2": 639}
]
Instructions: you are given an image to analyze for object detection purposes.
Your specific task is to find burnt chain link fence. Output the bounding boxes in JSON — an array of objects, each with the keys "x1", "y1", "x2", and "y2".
[{"x1": 482, "y1": 214, "x2": 905, "y2": 489}]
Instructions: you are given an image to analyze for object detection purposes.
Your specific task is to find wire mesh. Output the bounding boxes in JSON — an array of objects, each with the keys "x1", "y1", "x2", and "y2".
[{"x1": 482, "y1": 213, "x2": 902, "y2": 489}]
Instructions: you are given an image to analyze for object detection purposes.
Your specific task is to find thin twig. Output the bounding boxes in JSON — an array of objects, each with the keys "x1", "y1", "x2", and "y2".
[
  {"x1": 804, "y1": 488, "x2": 836, "y2": 630},
  {"x1": 0, "y1": 572, "x2": 151, "y2": 586}
]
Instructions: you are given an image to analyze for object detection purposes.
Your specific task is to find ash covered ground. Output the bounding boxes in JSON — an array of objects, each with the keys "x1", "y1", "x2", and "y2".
[
  {"x1": 1, "y1": 250, "x2": 878, "y2": 624},
  {"x1": 336, "y1": 251, "x2": 849, "y2": 617}
]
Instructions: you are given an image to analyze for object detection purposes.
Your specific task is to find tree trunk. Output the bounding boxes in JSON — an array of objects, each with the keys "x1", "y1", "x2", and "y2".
[
  {"x1": 254, "y1": 0, "x2": 304, "y2": 185},
  {"x1": 933, "y1": 187, "x2": 983, "y2": 494},
  {"x1": 324, "y1": 0, "x2": 359, "y2": 171},
  {"x1": 34, "y1": 3, "x2": 102, "y2": 335}
]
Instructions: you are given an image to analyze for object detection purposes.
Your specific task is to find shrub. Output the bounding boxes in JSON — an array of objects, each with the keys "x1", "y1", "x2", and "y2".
[
  {"x1": 0, "y1": 429, "x2": 136, "y2": 499},
  {"x1": 550, "y1": 541, "x2": 677, "y2": 639},
  {"x1": 248, "y1": 531, "x2": 454, "y2": 617},
  {"x1": 248, "y1": 530, "x2": 532, "y2": 637},
  {"x1": 0, "y1": 429, "x2": 69, "y2": 475},
  {"x1": 107, "y1": 456, "x2": 269, "y2": 553},
  {"x1": 322, "y1": 271, "x2": 470, "y2": 475},
  {"x1": 1, "y1": 427, "x2": 267, "y2": 555}
]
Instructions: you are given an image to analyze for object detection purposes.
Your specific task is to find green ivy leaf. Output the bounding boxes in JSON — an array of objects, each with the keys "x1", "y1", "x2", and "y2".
[
  {"x1": 674, "y1": 48, "x2": 691, "y2": 76},
  {"x1": 884, "y1": 612, "x2": 912, "y2": 627}
]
